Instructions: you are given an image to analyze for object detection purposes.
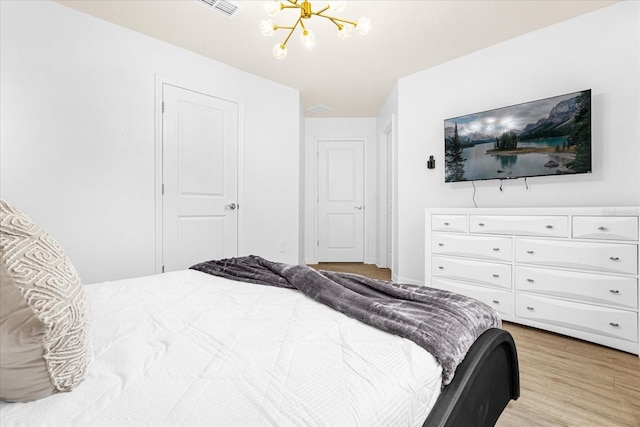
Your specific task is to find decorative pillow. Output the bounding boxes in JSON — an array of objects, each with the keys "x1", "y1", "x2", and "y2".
[{"x1": 0, "y1": 199, "x2": 91, "y2": 402}]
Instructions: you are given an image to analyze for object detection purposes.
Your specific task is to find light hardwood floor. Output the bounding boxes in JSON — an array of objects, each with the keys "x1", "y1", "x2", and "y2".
[
  {"x1": 308, "y1": 262, "x2": 640, "y2": 427},
  {"x1": 307, "y1": 262, "x2": 393, "y2": 281}
]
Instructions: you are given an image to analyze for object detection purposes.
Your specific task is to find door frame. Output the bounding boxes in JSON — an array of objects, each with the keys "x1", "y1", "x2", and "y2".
[
  {"x1": 377, "y1": 116, "x2": 396, "y2": 275},
  {"x1": 154, "y1": 74, "x2": 243, "y2": 274},
  {"x1": 312, "y1": 137, "x2": 368, "y2": 264},
  {"x1": 377, "y1": 123, "x2": 391, "y2": 269}
]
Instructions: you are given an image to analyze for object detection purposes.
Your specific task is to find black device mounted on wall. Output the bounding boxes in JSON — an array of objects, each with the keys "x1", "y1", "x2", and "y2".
[{"x1": 427, "y1": 155, "x2": 436, "y2": 169}]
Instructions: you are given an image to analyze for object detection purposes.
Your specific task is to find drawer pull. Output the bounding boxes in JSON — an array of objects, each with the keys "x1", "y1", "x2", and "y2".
[
  {"x1": 492, "y1": 274, "x2": 500, "y2": 278},
  {"x1": 492, "y1": 300, "x2": 500, "y2": 304},
  {"x1": 526, "y1": 250, "x2": 535, "y2": 254},
  {"x1": 438, "y1": 243, "x2": 444, "y2": 246},
  {"x1": 609, "y1": 322, "x2": 620, "y2": 327},
  {"x1": 526, "y1": 306, "x2": 535, "y2": 311},
  {"x1": 492, "y1": 248, "x2": 500, "y2": 252},
  {"x1": 526, "y1": 278, "x2": 535, "y2": 283},
  {"x1": 609, "y1": 256, "x2": 620, "y2": 261},
  {"x1": 545, "y1": 225, "x2": 554, "y2": 229},
  {"x1": 438, "y1": 266, "x2": 444, "y2": 270},
  {"x1": 609, "y1": 289, "x2": 620, "y2": 294},
  {"x1": 478, "y1": 223, "x2": 485, "y2": 227},
  {"x1": 444, "y1": 222, "x2": 450, "y2": 226},
  {"x1": 598, "y1": 226, "x2": 608, "y2": 231}
]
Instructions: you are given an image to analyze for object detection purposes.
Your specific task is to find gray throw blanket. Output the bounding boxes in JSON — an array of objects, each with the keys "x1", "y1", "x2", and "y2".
[{"x1": 190, "y1": 255, "x2": 501, "y2": 387}]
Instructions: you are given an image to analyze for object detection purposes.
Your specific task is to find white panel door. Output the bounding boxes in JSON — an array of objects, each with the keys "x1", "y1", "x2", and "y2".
[
  {"x1": 318, "y1": 140, "x2": 364, "y2": 262},
  {"x1": 162, "y1": 84, "x2": 238, "y2": 272}
]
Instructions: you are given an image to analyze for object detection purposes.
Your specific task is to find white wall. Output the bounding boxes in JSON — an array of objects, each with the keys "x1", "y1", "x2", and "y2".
[
  {"x1": 0, "y1": 0, "x2": 301, "y2": 284},
  {"x1": 304, "y1": 118, "x2": 377, "y2": 264},
  {"x1": 392, "y1": 1, "x2": 640, "y2": 283}
]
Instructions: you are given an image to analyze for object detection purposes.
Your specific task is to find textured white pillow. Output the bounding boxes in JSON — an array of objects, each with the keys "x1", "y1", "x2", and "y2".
[{"x1": 0, "y1": 199, "x2": 91, "y2": 402}]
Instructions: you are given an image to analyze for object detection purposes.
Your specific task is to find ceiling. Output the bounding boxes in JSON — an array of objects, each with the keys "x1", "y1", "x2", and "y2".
[{"x1": 56, "y1": 0, "x2": 617, "y2": 117}]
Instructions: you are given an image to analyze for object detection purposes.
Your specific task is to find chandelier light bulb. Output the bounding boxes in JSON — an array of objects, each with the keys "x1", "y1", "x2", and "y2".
[
  {"x1": 273, "y1": 43, "x2": 287, "y2": 60},
  {"x1": 329, "y1": 1, "x2": 346, "y2": 12},
  {"x1": 337, "y1": 24, "x2": 352, "y2": 39},
  {"x1": 260, "y1": 18, "x2": 275, "y2": 36},
  {"x1": 264, "y1": 0, "x2": 281, "y2": 18},
  {"x1": 300, "y1": 29, "x2": 316, "y2": 48},
  {"x1": 356, "y1": 16, "x2": 371, "y2": 35}
]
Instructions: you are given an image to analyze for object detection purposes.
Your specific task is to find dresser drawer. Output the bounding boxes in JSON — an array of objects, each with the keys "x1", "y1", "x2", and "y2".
[
  {"x1": 470, "y1": 215, "x2": 569, "y2": 237},
  {"x1": 431, "y1": 233, "x2": 512, "y2": 262},
  {"x1": 516, "y1": 238, "x2": 638, "y2": 275},
  {"x1": 515, "y1": 266, "x2": 638, "y2": 308},
  {"x1": 516, "y1": 294, "x2": 638, "y2": 342},
  {"x1": 432, "y1": 278, "x2": 513, "y2": 317},
  {"x1": 432, "y1": 215, "x2": 467, "y2": 232},
  {"x1": 431, "y1": 256, "x2": 511, "y2": 289},
  {"x1": 573, "y1": 216, "x2": 639, "y2": 241}
]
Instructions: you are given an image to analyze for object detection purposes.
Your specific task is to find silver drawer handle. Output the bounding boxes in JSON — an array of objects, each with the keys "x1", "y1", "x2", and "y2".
[
  {"x1": 545, "y1": 225, "x2": 554, "y2": 229},
  {"x1": 526, "y1": 306, "x2": 535, "y2": 311},
  {"x1": 609, "y1": 289, "x2": 620, "y2": 294},
  {"x1": 492, "y1": 274, "x2": 500, "y2": 278},
  {"x1": 526, "y1": 250, "x2": 535, "y2": 254},
  {"x1": 609, "y1": 256, "x2": 620, "y2": 261},
  {"x1": 526, "y1": 278, "x2": 535, "y2": 283},
  {"x1": 492, "y1": 248, "x2": 500, "y2": 252},
  {"x1": 598, "y1": 226, "x2": 608, "y2": 231},
  {"x1": 444, "y1": 222, "x2": 450, "y2": 226},
  {"x1": 609, "y1": 322, "x2": 619, "y2": 327},
  {"x1": 492, "y1": 300, "x2": 500, "y2": 304},
  {"x1": 438, "y1": 243, "x2": 444, "y2": 246},
  {"x1": 438, "y1": 266, "x2": 444, "y2": 270},
  {"x1": 478, "y1": 223, "x2": 485, "y2": 227}
]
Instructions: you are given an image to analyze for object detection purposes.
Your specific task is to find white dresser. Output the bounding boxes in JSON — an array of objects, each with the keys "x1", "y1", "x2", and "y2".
[{"x1": 425, "y1": 207, "x2": 640, "y2": 355}]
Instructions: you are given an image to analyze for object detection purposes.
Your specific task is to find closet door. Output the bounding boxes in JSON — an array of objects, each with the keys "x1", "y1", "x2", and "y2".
[
  {"x1": 162, "y1": 84, "x2": 238, "y2": 272},
  {"x1": 317, "y1": 140, "x2": 364, "y2": 262}
]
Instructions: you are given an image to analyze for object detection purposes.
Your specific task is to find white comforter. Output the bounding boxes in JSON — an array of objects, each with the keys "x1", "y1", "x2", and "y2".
[{"x1": 0, "y1": 270, "x2": 442, "y2": 426}]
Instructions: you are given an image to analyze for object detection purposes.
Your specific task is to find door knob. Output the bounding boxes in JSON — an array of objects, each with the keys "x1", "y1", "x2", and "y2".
[
  {"x1": 354, "y1": 206, "x2": 363, "y2": 210},
  {"x1": 226, "y1": 203, "x2": 237, "y2": 210}
]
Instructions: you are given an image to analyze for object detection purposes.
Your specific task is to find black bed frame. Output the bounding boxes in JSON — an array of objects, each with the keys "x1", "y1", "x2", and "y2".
[{"x1": 423, "y1": 328, "x2": 520, "y2": 427}]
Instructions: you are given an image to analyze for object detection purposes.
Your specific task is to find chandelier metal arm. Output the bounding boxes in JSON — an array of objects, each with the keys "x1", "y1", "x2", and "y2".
[
  {"x1": 315, "y1": 5, "x2": 330, "y2": 15},
  {"x1": 282, "y1": 0, "x2": 301, "y2": 10},
  {"x1": 279, "y1": 16, "x2": 303, "y2": 48},
  {"x1": 312, "y1": 7, "x2": 358, "y2": 28},
  {"x1": 323, "y1": 15, "x2": 357, "y2": 29},
  {"x1": 324, "y1": 16, "x2": 357, "y2": 25}
]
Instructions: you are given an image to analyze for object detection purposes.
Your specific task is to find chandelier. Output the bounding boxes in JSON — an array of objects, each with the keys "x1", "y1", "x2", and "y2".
[{"x1": 260, "y1": 1, "x2": 371, "y2": 59}]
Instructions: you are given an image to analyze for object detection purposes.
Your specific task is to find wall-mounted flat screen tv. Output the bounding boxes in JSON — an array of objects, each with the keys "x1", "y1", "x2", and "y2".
[{"x1": 444, "y1": 89, "x2": 591, "y2": 183}]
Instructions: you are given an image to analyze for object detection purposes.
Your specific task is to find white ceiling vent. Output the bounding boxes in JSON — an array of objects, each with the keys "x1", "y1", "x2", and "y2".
[
  {"x1": 307, "y1": 105, "x2": 333, "y2": 114},
  {"x1": 192, "y1": 0, "x2": 241, "y2": 19}
]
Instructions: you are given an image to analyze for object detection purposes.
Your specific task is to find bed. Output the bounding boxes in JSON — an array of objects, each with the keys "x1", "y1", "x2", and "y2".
[{"x1": 0, "y1": 255, "x2": 519, "y2": 426}]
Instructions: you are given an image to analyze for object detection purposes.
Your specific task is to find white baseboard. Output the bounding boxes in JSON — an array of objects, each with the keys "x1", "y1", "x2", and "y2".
[{"x1": 393, "y1": 275, "x2": 424, "y2": 286}]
